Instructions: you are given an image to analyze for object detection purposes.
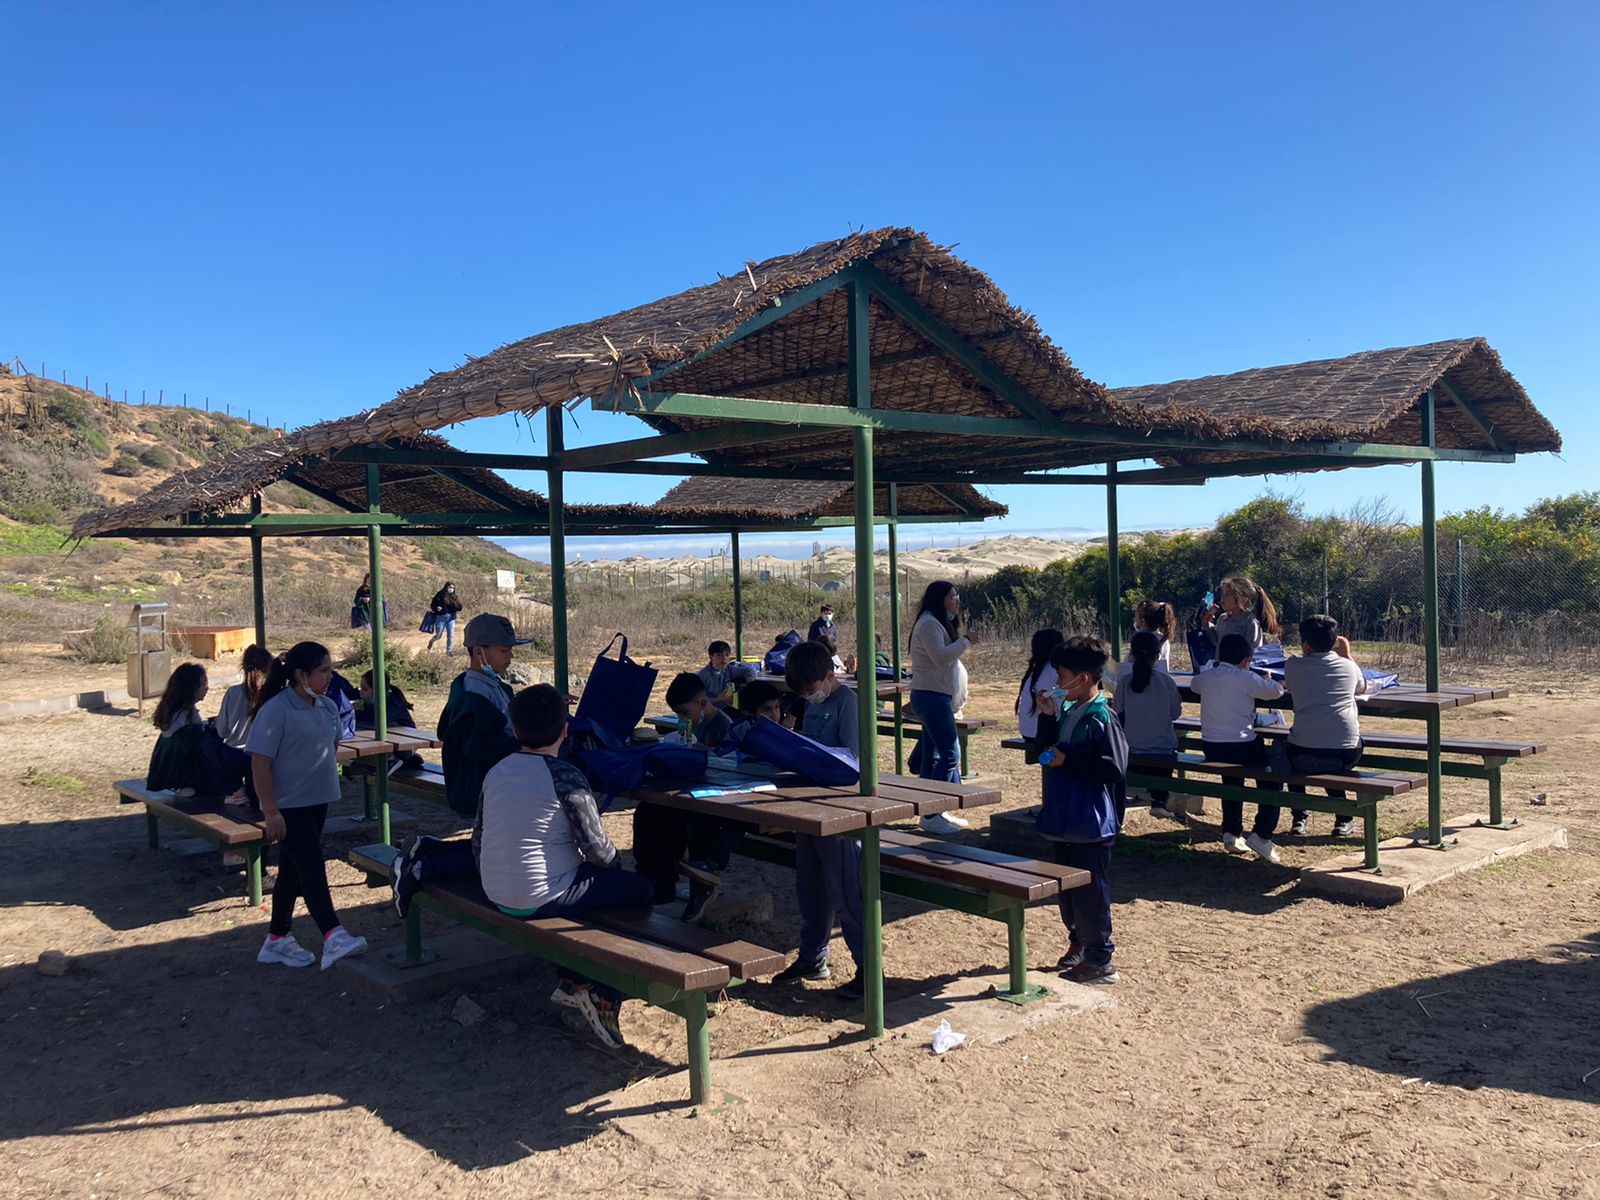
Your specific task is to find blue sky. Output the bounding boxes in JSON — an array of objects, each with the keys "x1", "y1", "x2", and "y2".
[{"x1": 6, "y1": 2, "x2": 1596, "y2": 561}]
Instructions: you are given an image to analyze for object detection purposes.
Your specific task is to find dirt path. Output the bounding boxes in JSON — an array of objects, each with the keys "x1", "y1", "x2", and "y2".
[{"x1": 2, "y1": 662, "x2": 1597, "y2": 1198}]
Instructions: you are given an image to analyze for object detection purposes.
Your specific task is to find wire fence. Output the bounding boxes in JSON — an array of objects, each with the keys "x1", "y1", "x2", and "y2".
[{"x1": 2, "y1": 356, "x2": 287, "y2": 432}]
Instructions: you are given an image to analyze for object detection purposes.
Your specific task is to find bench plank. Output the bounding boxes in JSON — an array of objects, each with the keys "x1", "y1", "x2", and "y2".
[
  {"x1": 1132, "y1": 753, "x2": 1416, "y2": 796},
  {"x1": 1169, "y1": 717, "x2": 1542, "y2": 758},
  {"x1": 879, "y1": 829, "x2": 1089, "y2": 889},
  {"x1": 120, "y1": 780, "x2": 266, "y2": 846},
  {"x1": 877, "y1": 841, "x2": 1060, "y2": 901},
  {"x1": 582, "y1": 910, "x2": 786, "y2": 979}
]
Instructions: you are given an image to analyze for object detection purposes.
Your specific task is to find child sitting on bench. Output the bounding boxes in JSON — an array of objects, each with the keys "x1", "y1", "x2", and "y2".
[
  {"x1": 697, "y1": 641, "x2": 737, "y2": 708},
  {"x1": 735, "y1": 680, "x2": 794, "y2": 729},
  {"x1": 213, "y1": 644, "x2": 274, "y2": 805},
  {"x1": 148, "y1": 662, "x2": 217, "y2": 796},
  {"x1": 1035, "y1": 636, "x2": 1127, "y2": 985},
  {"x1": 1190, "y1": 633, "x2": 1286, "y2": 863},
  {"x1": 1111, "y1": 630, "x2": 1183, "y2": 818},
  {"x1": 478, "y1": 683, "x2": 653, "y2": 1050},
  {"x1": 1273, "y1": 615, "x2": 1368, "y2": 839}
]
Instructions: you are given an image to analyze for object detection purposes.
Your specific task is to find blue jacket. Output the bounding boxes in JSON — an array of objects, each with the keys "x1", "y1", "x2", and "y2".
[{"x1": 1036, "y1": 692, "x2": 1128, "y2": 844}]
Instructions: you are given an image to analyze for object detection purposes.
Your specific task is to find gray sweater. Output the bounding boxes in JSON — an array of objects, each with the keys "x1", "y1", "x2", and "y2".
[
  {"x1": 474, "y1": 751, "x2": 615, "y2": 912},
  {"x1": 801, "y1": 684, "x2": 860, "y2": 759},
  {"x1": 1111, "y1": 660, "x2": 1183, "y2": 754}
]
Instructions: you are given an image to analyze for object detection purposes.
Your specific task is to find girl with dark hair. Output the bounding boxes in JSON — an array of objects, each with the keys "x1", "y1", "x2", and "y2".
[
  {"x1": 246, "y1": 642, "x2": 367, "y2": 970},
  {"x1": 1111, "y1": 630, "x2": 1184, "y2": 817},
  {"x1": 908, "y1": 580, "x2": 981, "y2": 833},
  {"x1": 352, "y1": 574, "x2": 373, "y2": 631},
  {"x1": 1017, "y1": 628, "x2": 1065, "y2": 755},
  {"x1": 212, "y1": 643, "x2": 275, "y2": 805},
  {"x1": 1127, "y1": 600, "x2": 1177, "y2": 667},
  {"x1": 147, "y1": 663, "x2": 216, "y2": 795},
  {"x1": 426, "y1": 581, "x2": 463, "y2": 654}
]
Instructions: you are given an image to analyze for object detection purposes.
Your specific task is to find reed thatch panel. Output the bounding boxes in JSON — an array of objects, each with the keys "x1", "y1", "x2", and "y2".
[{"x1": 651, "y1": 477, "x2": 1006, "y2": 520}]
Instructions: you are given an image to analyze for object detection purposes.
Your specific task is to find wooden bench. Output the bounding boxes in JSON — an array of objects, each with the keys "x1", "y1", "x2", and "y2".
[
  {"x1": 1169, "y1": 716, "x2": 1543, "y2": 827},
  {"x1": 875, "y1": 709, "x2": 990, "y2": 778},
  {"x1": 735, "y1": 827, "x2": 1087, "y2": 1001},
  {"x1": 115, "y1": 778, "x2": 268, "y2": 905},
  {"x1": 348, "y1": 843, "x2": 784, "y2": 1105},
  {"x1": 1127, "y1": 753, "x2": 1418, "y2": 870}
]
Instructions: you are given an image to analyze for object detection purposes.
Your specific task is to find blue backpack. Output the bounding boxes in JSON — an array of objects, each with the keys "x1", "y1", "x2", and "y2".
[
  {"x1": 578, "y1": 743, "x2": 710, "y2": 809},
  {"x1": 732, "y1": 716, "x2": 860, "y2": 787},
  {"x1": 762, "y1": 630, "x2": 804, "y2": 675}
]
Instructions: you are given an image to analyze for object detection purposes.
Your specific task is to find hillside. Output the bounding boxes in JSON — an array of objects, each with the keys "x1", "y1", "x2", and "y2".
[{"x1": 0, "y1": 369, "x2": 544, "y2": 667}]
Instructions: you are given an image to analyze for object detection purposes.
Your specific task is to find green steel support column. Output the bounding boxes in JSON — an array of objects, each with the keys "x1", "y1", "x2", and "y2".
[
  {"x1": 1420, "y1": 390, "x2": 1445, "y2": 850},
  {"x1": 731, "y1": 530, "x2": 744, "y2": 662},
  {"x1": 997, "y1": 902, "x2": 1047, "y2": 1003},
  {"x1": 1363, "y1": 809, "x2": 1381, "y2": 872},
  {"x1": 848, "y1": 277, "x2": 884, "y2": 1038},
  {"x1": 684, "y1": 990, "x2": 712, "y2": 1106},
  {"x1": 547, "y1": 406, "x2": 570, "y2": 695},
  {"x1": 366, "y1": 464, "x2": 392, "y2": 845},
  {"x1": 245, "y1": 844, "x2": 263, "y2": 907},
  {"x1": 1106, "y1": 462, "x2": 1121, "y2": 660},
  {"x1": 249, "y1": 495, "x2": 266, "y2": 648},
  {"x1": 146, "y1": 809, "x2": 159, "y2": 849},
  {"x1": 888, "y1": 485, "x2": 904, "y2": 774}
]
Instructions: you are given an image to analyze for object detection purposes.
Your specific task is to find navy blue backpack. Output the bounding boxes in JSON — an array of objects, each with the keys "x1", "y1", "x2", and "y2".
[{"x1": 762, "y1": 630, "x2": 804, "y2": 675}]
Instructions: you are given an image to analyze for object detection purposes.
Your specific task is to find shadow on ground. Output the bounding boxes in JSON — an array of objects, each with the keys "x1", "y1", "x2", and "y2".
[{"x1": 1304, "y1": 931, "x2": 1600, "y2": 1102}]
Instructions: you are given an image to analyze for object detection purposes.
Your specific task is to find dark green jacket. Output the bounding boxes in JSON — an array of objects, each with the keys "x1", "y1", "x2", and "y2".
[{"x1": 436, "y1": 671, "x2": 519, "y2": 818}]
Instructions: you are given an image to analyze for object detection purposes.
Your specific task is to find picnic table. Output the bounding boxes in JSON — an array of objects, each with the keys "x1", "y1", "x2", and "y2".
[
  {"x1": 625, "y1": 762, "x2": 1001, "y2": 1033},
  {"x1": 342, "y1": 727, "x2": 440, "y2": 840}
]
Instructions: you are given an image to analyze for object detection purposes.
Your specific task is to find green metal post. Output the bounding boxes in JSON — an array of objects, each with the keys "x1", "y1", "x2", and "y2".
[
  {"x1": 366, "y1": 464, "x2": 392, "y2": 845},
  {"x1": 685, "y1": 991, "x2": 712, "y2": 1106},
  {"x1": 848, "y1": 278, "x2": 884, "y2": 1038},
  {"x1": 246, "y1": 844, "x2": 263, "y2": 907},
  {"x1": 1488, "y1": 765, "x2": 1503, "y2": 827},
  {"x1": 1363, "y1": 808, "x2": 1380, "y2": 872},
  {"x1": 1106, "y1": 462, "x2": 1121, "y2": 660},
  {"x1": 731, "y1": 530, "x2": 744, "y2": 662},
  {"x1": 249, "y1": 494, "x2": 266, "y2": 649},
  {"x1": 997, "y1": 902, "x2": 1046, "y2": 1003},
  {"x1": 146, "y1": 810, "x2": 159, "y2": 849},
  {"x1": 1420, "y1": 390, "x2": 1444, "y2": 850},
  {"x1": 547, "y1": 405, "x2": 569, "y2": 695},
  {"x1": 888, "y1": 484, "x2": 904, "y2": 774}
]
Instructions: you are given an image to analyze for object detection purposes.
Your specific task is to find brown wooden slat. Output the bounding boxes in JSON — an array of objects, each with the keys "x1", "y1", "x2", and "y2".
[
  {"x1": 877, "y1": 842, "x2": 1060, "y2": 901},
  {"x1": 880, "y1": 774, "x2": 1002, "y2": 810},
  {"x1": 584, "y1": 909, "x2": 786, "y2": 979},
  {"x1": 875, "y1": 782, "x2": 957, "y2": 816},
  {"x1": 336, "y1": 744, "x2": 358, "y2": 764},
  {"x1": 628, "y1": 784, "x2": 866, "y2": 835},
  {"x1": 879, "y1": 829, "x2": 1089, "y2": 889},
  {"x1": 340, "y1": 736, "x2": 396, "y2": 757},
  {"x1": 1132, "y1": 754, "x2": 1415, "y2": 796},
  {"x1": 385, "y1": 730, "x2": 440, "y2": 752},
  {"x1": 142, "y1": 797, "x2": 265, "y2": 845},
  {"x1": 875, "y1": 709, "x2": 991, "y2": 730},
  {"x1": 1169, "y1": 716, "x2": 1541, "y2": 757}
]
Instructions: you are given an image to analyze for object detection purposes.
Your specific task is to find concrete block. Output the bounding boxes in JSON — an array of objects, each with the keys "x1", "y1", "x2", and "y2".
[
  {"x1": 988, "y1": 806, "x2": 1048, "y2": 854},
  {"x1": 334, "y1": 927, "x2": 538, "y2": 1005},
  {"x1": 1298, "y1": 812, "x2": 1568, "y2": 906}
]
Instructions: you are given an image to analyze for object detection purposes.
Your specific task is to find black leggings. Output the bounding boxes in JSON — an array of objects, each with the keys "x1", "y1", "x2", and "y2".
[{"x1": 270, "y1": 804, "x2": 338, "y2": 937}]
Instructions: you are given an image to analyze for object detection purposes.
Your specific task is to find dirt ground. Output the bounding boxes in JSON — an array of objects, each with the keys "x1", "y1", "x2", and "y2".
[{"x1": 3, "y1": 651, "x2": 1598, "y2": 1199}]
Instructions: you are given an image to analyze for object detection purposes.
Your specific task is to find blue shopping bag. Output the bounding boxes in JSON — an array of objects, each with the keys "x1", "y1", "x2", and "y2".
[
  {"x1": 732, "y1": 716, "x2": 859, "y2": 787},
  {"x1": 573, "y1": 633, "x2": 658, "y2": 742},
  {"x1": 762, "y1": 630, "x2": 803, "y2": 675}
]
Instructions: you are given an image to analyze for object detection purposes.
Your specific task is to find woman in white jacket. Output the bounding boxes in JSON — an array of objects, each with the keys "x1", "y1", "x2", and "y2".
[{"x1": 909, "y1": 580, "x2": 981, "y2": 834}]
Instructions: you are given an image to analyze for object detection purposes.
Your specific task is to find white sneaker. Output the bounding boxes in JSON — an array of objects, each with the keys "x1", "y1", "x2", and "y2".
[
  {"x1": 1148, "y1": 805, "x2": 1180, "y2": 820},
  {"x1": 1244, "y1": 833, "x2": 1282, "y2": 864},
  {"x1": 919, "y1": 812, "x2": 970, "y2": 836},
  {"x1": 550, "y1": 984, "x2": 621, "y2": 1049},
  {"x1": 320, "y1": 927, "x2": 368, "y2": 971},
  {"x1": 224, "y1": 789, "x2": 250, "y2": 807},
  {"x1": 257, "y1": 934, "x2": 316, "y2": 968},
  {"x1": 1221, "y1": 832, "x2": 1251, "y2": 855}
]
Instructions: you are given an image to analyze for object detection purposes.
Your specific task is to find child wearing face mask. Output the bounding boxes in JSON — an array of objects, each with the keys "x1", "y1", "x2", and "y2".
[
  {"x1": 807, "y1": 604, "x2": 837, "y2": 645},
  {"x1": 1035, "y1": 636, "x2": 1128, "y2": 986},
  {"x1": 769, "y1": 641, "x2": 867, "y2": 1001}
]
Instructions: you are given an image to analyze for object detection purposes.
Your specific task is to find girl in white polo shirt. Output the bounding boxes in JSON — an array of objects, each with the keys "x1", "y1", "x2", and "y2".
[{"x1": 247, "y1": 641, "x2": 367, "y2": 971}]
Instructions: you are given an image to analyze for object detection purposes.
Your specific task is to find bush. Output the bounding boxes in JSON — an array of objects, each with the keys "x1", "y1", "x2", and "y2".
[
  {"x1": 65, "y1": 614, "x2": 133, "y2": 663},
  {"x1": 668, "y1": 580, "x2": 851, "y2": 627},
  {"x1": 138, "y1": 446, "x2": 176, "y2": 469},
  {"x1": 107, "y1": 454, "x2": 141, "y2": 477},
  {"x1": 342, "y1": 631, "x2": 450, "y2": 691}
]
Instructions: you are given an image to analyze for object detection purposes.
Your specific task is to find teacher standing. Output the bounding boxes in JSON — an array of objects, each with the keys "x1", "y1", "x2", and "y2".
[{"x1": 909, "y1": 580, "x2": 980, "y2": 835}]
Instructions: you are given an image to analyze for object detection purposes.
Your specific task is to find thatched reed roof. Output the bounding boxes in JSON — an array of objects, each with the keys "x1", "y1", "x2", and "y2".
[
  {"x1": 651, "y1": 478, "x2": 1006, "y2": 522},
  {"x1": 1115, "y1": 338, "x2": 1560, "y2": 470}
]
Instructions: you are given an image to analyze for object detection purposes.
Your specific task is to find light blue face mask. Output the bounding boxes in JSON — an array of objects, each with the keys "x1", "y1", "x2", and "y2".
[{"x1": 481, "y1": 663, "x2": 500, "y2": 681}]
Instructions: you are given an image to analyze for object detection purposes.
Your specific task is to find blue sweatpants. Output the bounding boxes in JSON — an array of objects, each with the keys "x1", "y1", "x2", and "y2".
[
  {"x1": 794, "y1": 833, "x2": 864, "y2": 970},
  {"x1": 1053, "y1": 839, "x2": 1114, "y2": 967}
]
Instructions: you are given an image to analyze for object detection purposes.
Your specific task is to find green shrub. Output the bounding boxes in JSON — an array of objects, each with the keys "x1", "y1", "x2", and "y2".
[
  {"x1": 138, "y1": 446, "x2": 176, "y2": 469},
  {"x1": 0, "y1": 523, "x2": 66, "y2": 556},
  {"x1": 343, "y1": 632, "x2": 450, "y2": 690},
  {"x1": 107, "y1": 454, "x2": 141, "y2": 477},
  {"x1": 65, "y1": 614, "x2": 133, "y2": 663},
  {"x1": 668, "y1": 579, "x2": 849, "y2": 627}
]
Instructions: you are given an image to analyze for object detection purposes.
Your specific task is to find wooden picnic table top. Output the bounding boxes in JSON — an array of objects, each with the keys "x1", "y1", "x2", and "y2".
[
  {"x1": 627, "y1": 766, "x2": 998, "y2": 836},
  {"x1": 1167, "y1": 672, "x2": 1508, "y2": 716},
  {"x1": 339, "y1": 735, "x2": 398, "y2": 758}
]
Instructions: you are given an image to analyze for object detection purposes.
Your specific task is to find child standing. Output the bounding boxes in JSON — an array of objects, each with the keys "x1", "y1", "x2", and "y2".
[
  {"x1": 1127, "y1": 600, "x2": 1177, "y2": 668},
  {"x1": 425, "y1": 581, "x2": 463, "y2": 654},
  {"x1": 1035, "y1": 636, "x2": 1127, "y2": 985},
  {"x1": 1112, "y1": 630, "x2": 1184, "y2": 818},
  {"x1": 247, "y1": 642, "x2": 368, "y2": 970},
  {"x1": 1016, "y1": 628, "x2": 1065, "y2": 761},
  {"x1": 771, "y1": 641, "x2": 866, "y2": 1002},
  {"x1": 1203, "y1": 575, "x2": 1281, "y2": 652},
  {"x1": 1190, "y1": 633, "x2": 1287, "y2": 863},
  {"x1": 476, "y1": 684, "x2": 654, "y2": 1049},
  {"x1": 1275, "y1": 615, "x2": 1368, "y2": 839}
]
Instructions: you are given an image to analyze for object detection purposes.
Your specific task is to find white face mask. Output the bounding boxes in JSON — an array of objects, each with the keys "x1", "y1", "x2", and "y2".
[
  {"x1": 821, "y1": 614, "x2": 833, "y2": 624},
  {"x1": 804, "y1": 687, "x2": 829, "y2": 704}
]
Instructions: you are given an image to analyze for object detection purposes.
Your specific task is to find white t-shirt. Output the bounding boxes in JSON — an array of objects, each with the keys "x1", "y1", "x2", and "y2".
[
  {"x1": 1189, "y1": 663, "x2": 1285, "y2": 744},
  {"x1": 1016, "y1": 664, "x2": 1051, "y2": 739}
]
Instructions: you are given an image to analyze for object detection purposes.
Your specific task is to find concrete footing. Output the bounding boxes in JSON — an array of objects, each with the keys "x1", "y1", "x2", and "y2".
[
  {"x1": 334, "y1": 927, "x2": 536, "y2": 1004},
  {"x1": 1298, "y1": 812, "x2": 1568, "y2": 906}
]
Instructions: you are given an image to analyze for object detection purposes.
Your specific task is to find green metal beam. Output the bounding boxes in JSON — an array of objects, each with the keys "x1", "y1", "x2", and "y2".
[
  {"x1": 1420, "y1": 388, "x2": 1444, "y2": 850},
  {"x1": 604, "y1": 390, "x2": 1512, "y2": 463},
  {"x1": 548, "y1": 406, "x2": 569, "y2": 695},
  {"x1": 560, "y1": 422, "x2": 819, "y2": 470},
  {"x1": 1106, "y1": 463, "x2": 1121, "y2": 660},
  {"x1": 856, "y1": 261, "x2": 1058, "y2": 422},
  {"x1": 1433, "y1": 376, "x2": 1511, "y2": 453}
]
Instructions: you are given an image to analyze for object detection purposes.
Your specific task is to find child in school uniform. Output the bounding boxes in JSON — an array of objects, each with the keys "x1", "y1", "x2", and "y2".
[
  {"x1": 1112, "y1": 630, "x2": 1184, "y2": 818},
  {"x1": 213, "y1": 643, "x2": 274, "y2": 804},
  {"x1": 1016, "y1": 629, "x2": 1065, "y2": 762},
  {"x1": 656, "y1": 672, "x2": 744, "y2": 924},
  {"x1": 1203, "y1": 575, "x2": 1281, "y2": 653},
  {"x1": 247, "y1": 642, "x2": 368, "y2": 970},
  {"x1": 697, "y1": 641, "x2": 737, "y2": 708},
  {"x1": 770, "y1": 641, "x2": 867, "y2": 1002},
  {"x1": 476, "y1": 684, "x2": 654, "y2": 1049},
  {"x1": 735, "y1": 680, "x2": 795, "y2": 729},
  {"x1": 1126, "y1": 600, "x2": 1177, "y2": 668},
  {"x1": 664, "y1": 672, "x2": 734, "y2": 747},
  {"x1": 147, "y1": 662, "x2": 216, "y2": 796},
  {"x1": 1190, "y1": 633, "x2": 1287, "y2": 863},
  {"x1": 1274, "y1": 615, "x2": 1368, "y2": 839},
  {"x1": 1035, "y1": 636, "x2": 1127, "y2": 985}
]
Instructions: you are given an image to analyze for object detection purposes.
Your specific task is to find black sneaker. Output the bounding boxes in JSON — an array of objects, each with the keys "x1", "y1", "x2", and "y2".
[
  {"x1": 1288, "y1": 815, "x2": 1310, "y2": 837},
  {"x1": 771, "y1": 958, "x2": 831, "y2": 984},
  {"x1": 391, "y1": 835, "x2": 425, "y2": 918},
  {"x1": 1065, "y1": 960, "x2": 1120, "y2": 986},
  {"x1": 677, "y1": 858, "x2": 722, "y2": 888},
  {"x1": 1055, "y1": 943, "x2": 1086, "y2": 972},
  {"x1": 835, "y1": 975, "x2": 865, "y2": 1003},
  {"x1": 1331, "y1": 818, "x2": 1356, "y2": 839},
  {"x1": 680, "y1": 883, "x2": 719, "y2": 925}
]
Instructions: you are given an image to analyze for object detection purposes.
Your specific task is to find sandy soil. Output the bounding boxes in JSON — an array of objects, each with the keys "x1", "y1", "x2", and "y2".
[{"x1": 2, "y1": 655, "x2": 1597, "y2": 1199}]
